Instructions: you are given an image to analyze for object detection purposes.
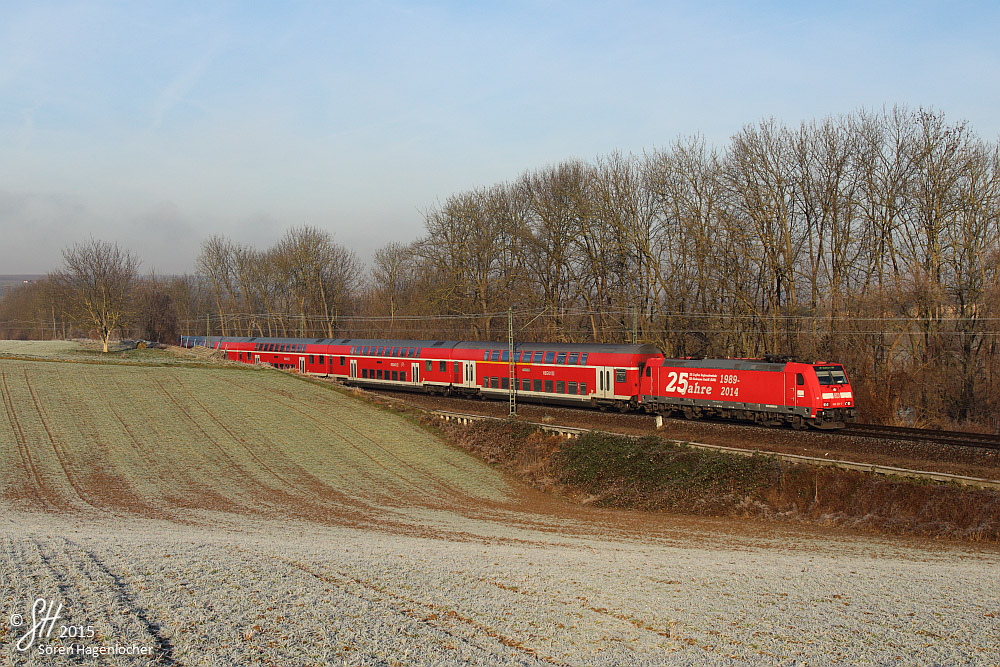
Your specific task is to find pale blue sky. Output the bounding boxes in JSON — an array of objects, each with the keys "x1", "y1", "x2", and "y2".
[{"x1": 1, "y1": 1, "x2": 997, "y2": 273}]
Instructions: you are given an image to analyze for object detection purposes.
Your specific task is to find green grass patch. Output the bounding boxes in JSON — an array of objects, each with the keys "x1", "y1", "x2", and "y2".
[{"x1": 556, "y1": 431, "x2": 780, "y2": 510}]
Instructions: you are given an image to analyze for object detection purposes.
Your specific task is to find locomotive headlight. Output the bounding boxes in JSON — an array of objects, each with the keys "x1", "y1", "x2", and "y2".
[{"x1": 823, "y1": 402, "x2": 830, "y2": 407}]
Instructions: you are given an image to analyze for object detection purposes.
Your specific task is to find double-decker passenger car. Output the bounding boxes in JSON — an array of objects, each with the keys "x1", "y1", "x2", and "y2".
[{"x1": 179, "y1": 336, "x2": 662, "y2": 410}]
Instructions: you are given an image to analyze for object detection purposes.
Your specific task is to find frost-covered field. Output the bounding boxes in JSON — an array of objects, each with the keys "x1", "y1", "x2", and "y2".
[
  {"x1": 1, "y1": 356, "x2": 998, "y2": 665},
  {"x1": 0, "y1": 339, "x2": 222, "y2": 366}
]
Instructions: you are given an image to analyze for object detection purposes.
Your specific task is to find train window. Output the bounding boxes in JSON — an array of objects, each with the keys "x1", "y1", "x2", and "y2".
[
  {"x1": 376, "y1": 369, "x2": 383, "y2": 379},
  {"x1": 615, "y1": 369, "x2": 626, "y2": 384},
  {"x1": 391, "y1": 371, "x2": 398, "y2": 381},
  {"x1": 533, "y1": 351, "x2": 544, "y2": 363},
  {"x1": 501, "y1": 350, "x2": 509, "y2": 362},
  {"x1": 544, "y1": 380, "x2": 554, "y2": 393},
  {"x1": 568, "y1": 353, "x2": 579, "y2": 365},
  {"x1": 483, "y1": 378, "x2": 489, "y2": 388},
  {"x1": 362, "y1": 346, "x2": 368, "y2": 355},
  {"x1": 309, "y1": 355, "x2": 314, "y2": 364},
  {"x1": 491, "y1": 377, "x2": 499, "y2": 389},
  {"x1": 491, "y1": 350, "x2": 501, "y2": 362},
  {"x1": 580, "y1": 382, "x2": 587, "y2": 395},
  {"x1": 544, "y1": 352, "x2": 555, "y2": 363},
  {"x1": 501, "y1": 377, "x2": 509, "y2": 389},
  {"x1": 454, "y1": 362, "x2": 461, "y2": 373},
  {"x1": 533, "y1": 379, "x2": 542, "y2": 392},
  {"x1": 797, "y1": 373, "x2": 804, "y2": 385},
  {"x1": 568, "y1": 382, "x2": 578, "y2": 395},
  {"x1": 645, "y1": 366, "x2": 651, "y2": 377},
  {"x1": 483, "y1": 351, "x2": 490, "y2": 361},
  {"x1": 361, "y1": 369, "x2": 368, "y2": 378},
  {"x1": 814, "y1": 365, "x2": 847, "y2": 385},
  {"x1": 400, "y1": 371, "x2": 406, "y2": 381},
  {"x1": 556, "y1": 353, "x2": 567, "y2": 364},
  {"x1": 580, "y1": 353, "x2": 588, "y2": 365},
  {"x1": 390, "y1": 347, "x2": 397, "y2": 356},
  {"x1": 425, "y1": 360, "x2": 432, "y2": 372},
  {"x1": 556, "y1": 381, "x2": 565, "y2": 393},
  {"x1": 340, "y1": 356, "x2": 345, "y2": 365},
  {"x1": 522, "y1": 379, "x2": 531, "y2": 391},
  {"x1": 439, "y1": 361, "x2": 446, "y2": 372}
]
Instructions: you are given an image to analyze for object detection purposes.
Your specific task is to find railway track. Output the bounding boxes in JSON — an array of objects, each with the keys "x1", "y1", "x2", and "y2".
[
  {"x1": 842, "y1": 423, "x2": 1000, "y2": 450},
  {"x1": 360, "y1": 385, "x2": 1000, "y2": 452}
]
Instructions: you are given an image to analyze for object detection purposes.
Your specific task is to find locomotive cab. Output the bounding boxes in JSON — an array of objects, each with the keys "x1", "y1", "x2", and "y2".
[{"x1": 804, "y1": 363, "x2": 856, "y2": 429}]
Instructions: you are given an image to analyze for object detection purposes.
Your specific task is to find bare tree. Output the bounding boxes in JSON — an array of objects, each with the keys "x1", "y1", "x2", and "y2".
[{"x1": 51, "y1": 240, "x2": 140, "y2": 352}]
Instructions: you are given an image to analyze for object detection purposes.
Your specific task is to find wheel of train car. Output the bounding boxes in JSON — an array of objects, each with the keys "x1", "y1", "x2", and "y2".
[
  {"x1": 791, "y1": 415, "x2": 805, "y2": 430},
  {"x1": 683, "y1": 406, "x2": 696, "y2": 420}
]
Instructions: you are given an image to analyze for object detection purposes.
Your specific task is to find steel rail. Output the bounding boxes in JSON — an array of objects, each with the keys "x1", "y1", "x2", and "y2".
[{"x1": 431, "y1": 410, "x2": 1000, "y2": 490}]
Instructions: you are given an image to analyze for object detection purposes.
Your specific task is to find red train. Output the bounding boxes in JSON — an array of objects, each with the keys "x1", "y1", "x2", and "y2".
[{"x1": 180, "y1": 335, "x2": 856, "y2": 429}]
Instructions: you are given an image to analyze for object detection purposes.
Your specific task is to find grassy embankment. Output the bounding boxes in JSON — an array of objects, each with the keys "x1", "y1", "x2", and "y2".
[{"x1": 433, "y1": 419, "x2": 1000, "y2": 542}]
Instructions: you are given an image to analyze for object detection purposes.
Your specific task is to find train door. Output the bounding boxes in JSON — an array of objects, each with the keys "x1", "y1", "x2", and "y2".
[
  {"x1": 350, "y1": 359, "x2": 357, "y2": 378},
  {"x1": 411, "y1": 362, "x2": 420, "y2": 384},
  {"x1": 254, "y1": 354, "x2": 260, "y2": 365},
  {"x1": 299, "y1": 357, "x2": 305, "y2": 374},
  {"x1": 463, "y1": 361, "x2": 477, "y2": 388},
  {"x1": 597, "y1": 366, "x2": 615, "y2": 399},
  {"x1": 790, "y1": 371, "x2": 804, "y2": 408}
]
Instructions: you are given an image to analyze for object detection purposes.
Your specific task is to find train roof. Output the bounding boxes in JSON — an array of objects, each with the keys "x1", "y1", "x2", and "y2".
[
  {"x1": 187, "y1": 335, "x2": 661, "y2": 356},
  {"x1": 659, "y1": 358, "x2": 790, "y2": 372}
]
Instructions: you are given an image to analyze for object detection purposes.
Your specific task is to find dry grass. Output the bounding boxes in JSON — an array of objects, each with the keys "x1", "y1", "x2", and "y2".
[{"x1": 440, "y1": 420, "x2": 1000, "y2": 542}]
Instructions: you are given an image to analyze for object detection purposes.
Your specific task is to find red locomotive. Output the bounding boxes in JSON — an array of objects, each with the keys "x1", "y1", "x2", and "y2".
[
  {"x1": 640, "y1": 357, "x2": 854, "y2": 430},
  {"x1": 181, "y1": 335, "x2": 856, "y2": 429}
]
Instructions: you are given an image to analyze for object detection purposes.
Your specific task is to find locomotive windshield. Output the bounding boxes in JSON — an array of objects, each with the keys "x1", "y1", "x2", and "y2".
[{"x1": 813, "y1": 365, "x2": 848, "y2": 386}]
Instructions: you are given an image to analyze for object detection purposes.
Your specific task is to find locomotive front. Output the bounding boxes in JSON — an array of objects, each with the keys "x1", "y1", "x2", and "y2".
[{"x1": 806, "y1": 363, "x2": 856, "y2": 428}]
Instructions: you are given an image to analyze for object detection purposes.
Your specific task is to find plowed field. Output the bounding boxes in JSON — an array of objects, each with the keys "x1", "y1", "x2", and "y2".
[{"x1": 1, "y1": 349, "x2": 998, "y2": 666}]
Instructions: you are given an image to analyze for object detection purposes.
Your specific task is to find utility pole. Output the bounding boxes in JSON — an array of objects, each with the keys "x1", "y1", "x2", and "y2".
[
  {"x1": 632, "y1": 306, "x2": 638, "y2": 344},
  {"x1": 508, "y1": 308, "x2": 516, "y2": 416}
]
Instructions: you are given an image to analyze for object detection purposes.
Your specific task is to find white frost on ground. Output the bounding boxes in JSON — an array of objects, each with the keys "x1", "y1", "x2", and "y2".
[{"x1": 1, "y1": 509, "x2": 997, "y2": 666}]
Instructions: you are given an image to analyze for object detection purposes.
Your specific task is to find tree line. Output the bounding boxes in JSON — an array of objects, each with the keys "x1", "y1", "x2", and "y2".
[{"x1": 1, "y1": 106, "x2": 997, "y2": 429}]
